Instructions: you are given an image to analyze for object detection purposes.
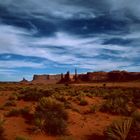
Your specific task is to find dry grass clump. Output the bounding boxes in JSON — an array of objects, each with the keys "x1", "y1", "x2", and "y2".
[
  {"x1": 104, "y1": 118, "x2": 132, "y2": 140},
  {"x1": 104, "y1": 110, "x2": 140, "y2": 140}
]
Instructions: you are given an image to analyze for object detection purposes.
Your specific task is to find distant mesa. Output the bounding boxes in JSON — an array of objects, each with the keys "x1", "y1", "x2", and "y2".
[
  {"x1": 77, "y1": 71, "x2": 140, "y2": 82},
  {"x1": 32, "y1": 74, "x2": 62, "y2": 84},
  {"x1": 20, "y1": 70, "x2": 140, "y2": 84}
]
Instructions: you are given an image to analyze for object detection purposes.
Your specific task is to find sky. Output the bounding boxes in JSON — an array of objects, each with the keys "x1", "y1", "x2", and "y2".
[{"x1": 0, "y1": 0, "x2": 140, "y2": 81}]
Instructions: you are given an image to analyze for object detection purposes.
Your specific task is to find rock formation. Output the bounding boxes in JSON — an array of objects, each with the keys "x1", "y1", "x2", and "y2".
[
  {"x1": 21, "y1": 70, "x2": 140, "y2": 84},
  {"x1": 77, "y1": 71, "x2": 140, "y2": 82},
  {"x1": 20, "y1": 78, "x2": 29, "y2": 84},
  {"x1": 32, "y1": 74, "x2": 62, "y2": 84}
]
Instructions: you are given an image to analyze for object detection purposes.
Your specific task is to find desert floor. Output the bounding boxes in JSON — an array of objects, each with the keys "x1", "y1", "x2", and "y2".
[{"x1": 0, "y1": 81, "x2": 140, "y2": 140}]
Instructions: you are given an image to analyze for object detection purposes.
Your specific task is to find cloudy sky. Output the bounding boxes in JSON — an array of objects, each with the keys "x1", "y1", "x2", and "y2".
[{"x1": 0, "y1": 0, "x2": 140, "y2": 81}]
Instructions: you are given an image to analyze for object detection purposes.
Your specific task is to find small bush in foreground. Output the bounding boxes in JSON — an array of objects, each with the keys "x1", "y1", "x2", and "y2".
[{"x1": 35, "y1": 97, "x2": 68, "y2": 135}]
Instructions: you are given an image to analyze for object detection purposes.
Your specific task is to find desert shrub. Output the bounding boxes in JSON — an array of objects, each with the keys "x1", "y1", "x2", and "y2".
[
  {"x1": 89, "y1": 105, "x2": 100, "y2": 113},
  {"x1": 132, "y1": 91, "x2": 140, "y2": 108},
  {"x1": 127, "y1": 110, "x2": 140, "y2": 140},
  {"x1": 4, "y1": 100, "x2": 16, "y2": 107},
  {"x1": 19, "y1": 88, "x2": 54, "y2": 101},
  {"x1": 58, "y1": 136, "x2": 75, "y2": 140},
  {"x1": 34, "y1": 97, "x2": 68, "y2": 135},
  {"x1": 6, "y1": 107, "x2": 32, "y2": 119},
  {"x1": 56, "y1": 95, "x2": 67, "y2": 102},
  {"x1": 64, "y1": 101, "x2": 72, "y2": 109},
  {"x1": 6, "y1": 108, "x2": 20, "y2": 117},
  {"x1": 45, "y1": 117, "x2": 67, "y2": 135},
  {"x1": 20, "y1": 88, "x2": 43, "y2": 101},
  {"x1": 20, "y1": 106, "x2": 30, "y2": 115},
  {"x1": 8, "y1": 93, "x2": 18, "y2": 101},
  {"x1": 86, "y1": 93, "x2": 93, "y2": 98},
  {"x1": 34, "y1": 117, "x2": 45, "y2": 131},
  {"x1": 40, "y1": 89, "x2": 54, "y2": 97},
  {"x1": 104, "y1": 118, "x2": 132, "y2": 140},
  {"x1": 101, "y1": 96, "x2": 132, "y2": 115},
  {"x1": 79, "y1": 98, "x2": 88, "y2": 106},
  {"x1": 15, "y1": 136, "x2": 29, "y2": 140},
  {"x1": 0, "y1": 116, "x2": 5, "y2": 139},
  {"x1": 0, "y1": 105, "x2": 6, "y2": 110},
  {"x1": 20, "y1": 106, "x2": 33, "y2": 122},
  {"x1": 131, "y1": 110, "x2": 140, "y2": 122}
]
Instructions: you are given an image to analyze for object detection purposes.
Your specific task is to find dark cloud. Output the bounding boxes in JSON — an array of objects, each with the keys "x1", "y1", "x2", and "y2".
[
  {"x1": 60, "y1": 15, "x2": 129, "y2": 36},
  {"x1": 103, "y1": 38, "x2": 133, "y2": 46}
]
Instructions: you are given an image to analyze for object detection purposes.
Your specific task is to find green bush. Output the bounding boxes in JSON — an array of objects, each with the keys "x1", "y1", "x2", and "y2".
[{"x1": 34, "y1": 97, "x2": 68, "y2": 135}]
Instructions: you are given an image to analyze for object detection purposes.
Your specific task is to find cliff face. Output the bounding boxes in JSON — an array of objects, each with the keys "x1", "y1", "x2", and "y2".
[
  {"x1": 32, "y1": 74, "x2": 62, "y2": 83},
  {"x1": 108, "y1": 71, "x2": 140, "y2": 82},
  {"x1": 77, "y1": 72, "x2": 108, "y2": 82},
  {"x1": 77, "y1": 71, "x2": 140, "y2": 82},
  {"x1": 31, "y1": 71, "x2": 140, "y2": 84}
]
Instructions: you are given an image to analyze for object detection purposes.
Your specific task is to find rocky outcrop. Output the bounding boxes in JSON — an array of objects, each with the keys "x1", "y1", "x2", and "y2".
[
  {"x1": 20, "y1": 78, "x2": 29, "y2": 84},
  {"x1": 108, "y1": 71, "x2": 140, "y2": 82},
  {"x1": 32, "y1": 74, "x2": 62, "y2": 83},
  {"x1": 76, "y1": 71, "x2": 140, "y2": 82},
  {"x1": 22, "y1": 70, "x2": 140, "y2": 84}
]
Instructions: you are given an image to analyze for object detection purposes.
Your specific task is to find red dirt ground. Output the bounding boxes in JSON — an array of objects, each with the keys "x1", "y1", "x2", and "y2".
[{"x1": 0, "y1": 82, "x2": 138, "y2": 140}]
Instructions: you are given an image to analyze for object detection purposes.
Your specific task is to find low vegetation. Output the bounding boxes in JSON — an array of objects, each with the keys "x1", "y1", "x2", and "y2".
[
  {"x1": 104, "y1": 118, "x2": 132, "y2": 140},
  {"x1": 0, "y1": 116, "x2": 5, "y2": 140},
  {"x1": 0, "y1": 83, "x2": 140, "y2": 139},
  {"x1": 101, "y1": 96, "x2": 133, "y2": 115},
  {"x1": 79, "y1": 98, "x2": 88, "y2": 106},
  {"x1": 34, "y1": 97, "x2": 68, "y2": 135}
]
